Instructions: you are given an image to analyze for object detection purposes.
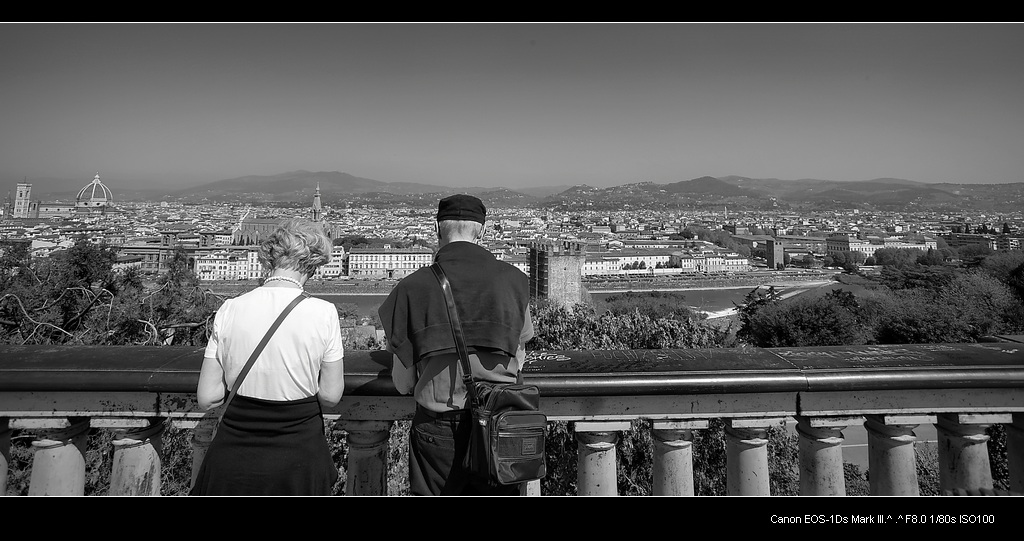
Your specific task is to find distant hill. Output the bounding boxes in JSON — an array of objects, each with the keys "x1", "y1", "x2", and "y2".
[
  {"x1": 517, "y1": 185, "x2": 572, "y2": 198},
  {"x1": 12, "y1": 170, "x2": 1023, "y2": 212},
  {"x1": 155, "y1": 172, "x2": 1024, "y2": 212},
  {"x1": 172, "y1": 170, "x2": 403, "y2": 198},
  {"x1": 662, "y1": 176, "x2": 753, "y2": 196},
  {"x1": 714, "y1": 176, "x2": 968, "y2": 207}
]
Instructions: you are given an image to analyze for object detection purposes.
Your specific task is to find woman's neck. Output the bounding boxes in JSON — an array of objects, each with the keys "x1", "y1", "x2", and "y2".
[{"x1": 264, "y1": 269, "x2": 307, "y2": 289}]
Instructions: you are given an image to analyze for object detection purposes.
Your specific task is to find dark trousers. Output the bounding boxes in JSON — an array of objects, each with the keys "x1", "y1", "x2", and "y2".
[{"x1": 408, "y1": 405, "x2": 521, "y2": 496}]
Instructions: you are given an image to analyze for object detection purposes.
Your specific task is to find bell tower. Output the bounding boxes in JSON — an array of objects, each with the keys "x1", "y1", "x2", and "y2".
[
  {"x1": 13, "y1": 181, "x2": 32, "y2": 218},
  {"x1": 311, "y1": 182, "x2": 323, "y2": 222}
]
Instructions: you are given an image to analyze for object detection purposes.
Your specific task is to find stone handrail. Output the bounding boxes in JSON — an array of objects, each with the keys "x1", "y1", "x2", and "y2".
[{"x1": 1, "y1": 338, "x2": 1023, "y2": 496}]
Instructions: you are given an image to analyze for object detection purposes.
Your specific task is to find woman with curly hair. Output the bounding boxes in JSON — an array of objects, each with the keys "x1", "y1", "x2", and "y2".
[{"x1": 191, "y1": 217, "x2": 345, "y2": 496}]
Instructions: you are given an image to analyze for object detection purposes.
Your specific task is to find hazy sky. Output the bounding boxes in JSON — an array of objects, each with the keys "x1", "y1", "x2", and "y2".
[{"x1": 2, "y1": 22, "x2": 1022, "y2": 191}]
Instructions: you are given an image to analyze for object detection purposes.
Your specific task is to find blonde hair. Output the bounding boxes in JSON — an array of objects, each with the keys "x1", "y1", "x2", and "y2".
[{"x1": 258, "y1": 217, "x2": 333, "y2": 275}]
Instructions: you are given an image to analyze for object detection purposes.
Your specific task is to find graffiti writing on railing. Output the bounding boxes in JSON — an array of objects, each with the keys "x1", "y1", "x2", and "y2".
[
  {"x1": 524, "y1": 352, "x2": 572, "y2": 365},
  {"x1": 775, "y1": 344, "x2": 969, "y2": 365},
  {"x1": 523, "y1": 349, "x2": 736, "y2": 372}
]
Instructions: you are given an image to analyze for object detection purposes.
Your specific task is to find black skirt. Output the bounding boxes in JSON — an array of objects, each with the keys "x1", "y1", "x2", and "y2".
[{"x1": 190, "y1": 394, "x2": 339, "y2": 496}]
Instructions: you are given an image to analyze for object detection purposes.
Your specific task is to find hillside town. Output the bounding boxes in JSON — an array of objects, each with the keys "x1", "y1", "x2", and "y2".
[{"x1": 2, "y1": 176, "x2": 1023, "y2": 290}]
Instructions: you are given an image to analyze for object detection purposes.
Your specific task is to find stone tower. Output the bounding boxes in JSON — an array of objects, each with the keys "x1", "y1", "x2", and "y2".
[
  {"x1": 529, "y1": 240, "x2": 587, "y2": 308},
  {"x1": 13, "y1": 182, "x2": 32, "y2": 219},
  {"x1": 766, "y1": 238, "x2": 785, "y2": 270},
  {"x1": 312, "y1": 182, "x2": 323, "y2": 222}
]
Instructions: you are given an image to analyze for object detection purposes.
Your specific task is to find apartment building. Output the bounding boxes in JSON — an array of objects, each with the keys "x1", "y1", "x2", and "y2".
[
  {"x1": 997, "y1": 236, "x2": 1023, "y2": 251},
  {"x1": 195, "y1": 249, "x2": 255, "y2": 281},
  {"x1": 347, "y1": 245, "x2": 433, "y2": 279},
  {"x1": 312, "y1": 245, "x2": 347, "y2": 280},
  {"x1": 826, "y1": 233, "x2": 937, "y2": 258},
  {"x1": 670, "y1": 253, "x2": 750, "y2": 273},
  {"x1": 940, "y1": 232, "x2": 999, "y2": 251}
]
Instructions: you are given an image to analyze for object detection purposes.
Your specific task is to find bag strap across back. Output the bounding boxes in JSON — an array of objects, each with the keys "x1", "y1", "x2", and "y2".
[
  {"x1": 429, "y1": 263, "x2": 478, "y2": 403},
  {"x1": 219, "y1": 290, "x2": 311, "y2": 419}
]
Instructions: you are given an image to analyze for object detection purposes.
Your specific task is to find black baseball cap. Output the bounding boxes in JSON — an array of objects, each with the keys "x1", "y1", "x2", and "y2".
[{"x1": 436, "y1": 194, "x2": 486, "y2": 224}]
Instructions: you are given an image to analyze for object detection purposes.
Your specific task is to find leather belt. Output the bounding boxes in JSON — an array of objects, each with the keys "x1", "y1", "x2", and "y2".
[{"x1": 417, "y1": 405, "x2": 469, "y2": 421}]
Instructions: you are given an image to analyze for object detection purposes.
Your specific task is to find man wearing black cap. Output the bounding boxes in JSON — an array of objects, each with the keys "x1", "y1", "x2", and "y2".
[{"x1": 379, "y1": 194, "x2": 533, "y2": 496}]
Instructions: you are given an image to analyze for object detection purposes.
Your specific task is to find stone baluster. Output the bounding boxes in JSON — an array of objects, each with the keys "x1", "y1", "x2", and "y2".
[
  {"x1": 28, "y1": 417, "x2": 91, "y2": 496},
  {"x1": 936, "y1": 413, "x2": 1010, "y2": 493},
  {"x1": 1, "y1": 417, "x2": 9, "y2": 496},
  {"x1": 865, "y1": 414, "x2": 933, "y2": 496},
  {"x1": 725, "y1": 417, "x2": 784, "y2": 496},
  {"x1": 109, "y1": 419, "x2": 166, "y2": 496},
  {"x1": 1008, "y1": 414, "x2": 1024, "y2": 494},
  {"x1": 575, "y1": 421, "x2": 630, "y2": 496},
  {"x1": 337, "y1": 420, "x2": 391, "y2": 496},
  {"x1": 651, "y1": 419, "x2": 707, "y2": 496},
  {"x1": 796, "y1": 415, "x2": 859, "y2": 496}
]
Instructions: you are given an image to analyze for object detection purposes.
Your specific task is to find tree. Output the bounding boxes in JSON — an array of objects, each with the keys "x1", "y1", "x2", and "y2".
[
  {"x1": 333, "y1": 235, "x2": 372, "y2": 249},
  {"x1": 833, "y1": 251, "x2": 865, "y2": 273},
  {"x1": 974, "y1": 251, "x2": 1024, "y2": 285},
  {"x1": 801, "y1": 254, "x2": 822, "y2": 268},
  {"x1": 598, "y1": 291, "x2": 695, "y2": 320},
  {"x1": 0, "y1": 239, "x2": 31, "y2": 286},
  {"x1": 737, "y1": 288, "x2": 871, "y2": 347},
  {"x1": 0, "y1": 239, "x2": 123, "y2": 343},
  {"x1": 132, "y1": 247, "x2": 220, "y2": 345},
  {"x1": 936, "y1": 272, "x2": 1024, "y2": 337},
  {"x1": 916, "y1": 247, "x2": 945, "y2": 266},
  {"x1": 1, "y1": 242, "x2": 224, "y2": 346},
  {"x1": 959, "y1": 243, "x2": 993, "y2": 259},
  {"x1": 734, "y1": 286, "x2": 782, "y2": 343},
  {"x1": 873, "y1": 248, "x2": 920, "y2": 269},
  {"x1": 876, "y1": 264, "x2": 957, "y2": 291}
]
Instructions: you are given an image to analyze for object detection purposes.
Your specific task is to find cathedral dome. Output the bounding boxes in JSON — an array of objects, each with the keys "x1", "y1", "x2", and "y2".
[{"x1": 76, "y1": 173, "x2": 113, "y2": 208}]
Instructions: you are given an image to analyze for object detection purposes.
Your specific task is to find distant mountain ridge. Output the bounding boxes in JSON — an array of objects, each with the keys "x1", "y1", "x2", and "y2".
[
  {"x1": 663, "y1": 176, "x2": 753, "y2": 196},
  {"x1": 13, "y1": 170, "x2": 1024, "y2": 212}
]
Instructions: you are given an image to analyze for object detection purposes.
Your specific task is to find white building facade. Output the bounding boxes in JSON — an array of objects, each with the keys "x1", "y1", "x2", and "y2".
[{"x1": 347, "y1": 246, "x2": 434, "y2": 279}]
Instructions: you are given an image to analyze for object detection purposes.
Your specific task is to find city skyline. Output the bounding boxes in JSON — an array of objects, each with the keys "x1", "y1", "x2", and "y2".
[{"x1": 2, "y1": 22, "x2": 1023, "y2": 192}]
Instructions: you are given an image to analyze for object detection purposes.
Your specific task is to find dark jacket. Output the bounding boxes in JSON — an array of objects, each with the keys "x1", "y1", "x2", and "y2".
[{"x1": 378, "y1": 241, "x2": 530, "y2": 368}]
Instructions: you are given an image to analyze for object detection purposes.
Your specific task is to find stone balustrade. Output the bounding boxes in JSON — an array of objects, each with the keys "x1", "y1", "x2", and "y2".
[{"x1": 2, "y1": 338, "x2": 1023, "y2": 496}]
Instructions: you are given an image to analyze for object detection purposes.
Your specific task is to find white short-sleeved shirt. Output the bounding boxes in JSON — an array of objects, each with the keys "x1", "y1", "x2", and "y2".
[{"x1": 204, "y1": 287, "x2": 344, "y2": 401}]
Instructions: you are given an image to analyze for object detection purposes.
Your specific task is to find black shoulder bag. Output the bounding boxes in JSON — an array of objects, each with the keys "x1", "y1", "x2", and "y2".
[{"x1": 429, "y1": 263, "x2": 547, "y2": 485}]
